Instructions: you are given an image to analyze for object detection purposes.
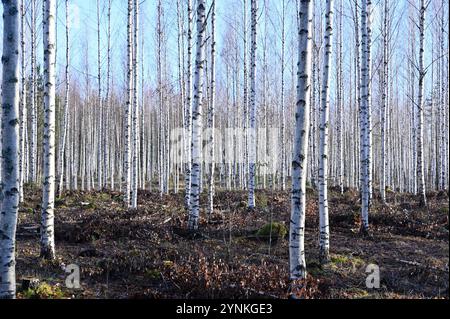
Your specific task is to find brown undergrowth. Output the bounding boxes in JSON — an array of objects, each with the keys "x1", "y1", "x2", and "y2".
[{"x1": 15, "y1": 185, "x2": 449, "y2": 299}]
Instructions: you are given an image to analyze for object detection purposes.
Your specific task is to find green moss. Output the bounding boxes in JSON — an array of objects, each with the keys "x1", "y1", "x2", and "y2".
[
  {"x1": 439, "y1": 207, "x2": 449, "y2": 214},
  {"x1": 307, "y1": 261, "x2": 324, "y2": 277},
  {"x1": 256, "y1": 193, "x2": 269, "y2": 209},
  {"x1": 23, "y1": 207, "x2": 34, "y2": 214},
  {"x1": 21, "y1": 282, "x2": 66, "y2": 299},
  {"x1": 331, "y1": 254, "x2": 350, "y2": 264},
  {"x1": 55, "y1": 197, "x2": 66, "y2": 208},
  {"x1": 346, "y1": 287, "x2": 370, "y2": 299},
  {"x1": 256, "y1": 222, "x2": 288, "y2": 238},
  {"x1": 96, "y1": 193, "x2": 111, "y2": 202},
  {"x1": 306, "y1": 184, "x2": 315, "y2": 194},
  {"x1": 331, "y1": 254, "x2": 365, "y2": 268},
  {"x1": 145, "y1": 268, "x2": 161, "y2": 280},
  {"x1": 237, "y1": 201, "x2": 247, "y2": 208},
  {"x1": 112, "y1": 194, "x2": 124, "y2": 202}
]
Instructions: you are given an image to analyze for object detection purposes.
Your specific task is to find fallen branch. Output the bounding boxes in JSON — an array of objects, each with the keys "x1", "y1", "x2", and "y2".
[{"x1": 395, "y1": 258, "x2": 449, "y2": 273}]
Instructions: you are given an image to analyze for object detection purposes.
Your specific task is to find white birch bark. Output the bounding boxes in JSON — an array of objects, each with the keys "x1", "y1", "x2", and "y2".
[
  {"x1": 19, "y1": 0, "x2": 26, "y2": 202},
  {"x1": 131, "y1": 0, "x2": 139, "y2": 209},
  {"x1": 58, "y1": 0, "x2": 70, "y2": 197},
  {"x1": 380, "y1": 0, "x2": 388, "y2": 203},
  {"x1": 439, "y1": 0, "x2": 445, "y2": 191},
  {"x1": 124, "y1": 0, "x2": 133, "y2": 207},
  {"x1": 416, "y1": 0, "x2": 427, "y2": 206},
  {"x1": 289, "y1": 0, "x2": 313, "y2": 281},
  {"x1": 318, "y1": 0, "x2": 334, "y2": 264},
  {"x1": 207, "y1": 0, "x2": 216, "y2": 215},
  {"x1": 40, "y1": 0, "x2": 57, "y2": 259},
  {"x1": 248, "y1": 0, "x2": 257, "y2": 209},
  {"x1": 360, "y1": 0, "x2": 372, "y2": 233},
  {"x1": 106, "y1": 0, "x2": 112, "y2": 189},
  {"x1": 0, "y1": 0, "x2": 21, "y2": 299},
  {"x1": 337, "y1": 0, "x2": 344, "y2": 194},
  {"x1": 96, "y1": 0, "x2": 103, "y2": 190},
  {"x1": 188, "y1": 0, "x2": 206, "y2": 230},
  {"x1": 184, "y1": 0, "x2": 193, "y2": 210},
  {"x1": 30, "y1": 0, "x2": 37, "y2": 183},
  {"x1": 243, "y1": 0, "x2": 249, "y2": 192},
  {"x1": 280, "y1": 0, "x2": 286, "y2": 191}
]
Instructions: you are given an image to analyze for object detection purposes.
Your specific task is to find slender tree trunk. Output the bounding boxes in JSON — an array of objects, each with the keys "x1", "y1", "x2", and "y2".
[
  {"x1": 124, "y1": 0, "x2": 133, "y2": 207},
  {"x1": 380, "y1": 0, "x2": 389, "y2": 203},
  {"x1": 359, "y1": 0, "x2": 372, "y2": 234},
  {"x1": 248, "y1": 0, "x2": 258, "y2": 209},
  {"x1": 207, "y1": 0, "x2": 216, "y2": 215},
  {"x1": 337, "y1": 0, "x2": 344, "y2": 194},
  {"x1": 417, "y1": 0, "x2": 427, "y2": 206},
  {"x1": 19, "y1": 0, "x2": 27, "y2": 202},
  {"x1": 96, "y1": 0, "x2": 103, "y2": 190},
  {"x1": 58, "y1": 0, "x2": 70, "y2": 197},
  {"x1": 41, "y1": 0, "x2": 57, "y2": 259},
  {"x1": 289, "y1": 0, "x2": 313, "y2": 281},
  {"x1": 439, "y1": 0, "x2": 445, "y2": 191},
  {"x1": 0, "y1": 0, "x2": 21, "y2": 299},
  {"x1": 30, "y1": 0, "x2": 37, "y2": 184},
  {"x1": 184, "y1": 0, "x2": 193, "y2": 210},
  {"x1": 131, "y1": 0, "x2": 139, "y2": 209},
  {"x1": 280, "y1": 0, "x2": 286, "y2": 191},
  {"x1": 106, "y1": 0, "x2": 112, "y2": 189},
  {"x1": 188, "y1": 0, "x2": 206, "y2": 230},
  {"x1": 318, "y1": 0, "x2": 334, "y2": 264}
]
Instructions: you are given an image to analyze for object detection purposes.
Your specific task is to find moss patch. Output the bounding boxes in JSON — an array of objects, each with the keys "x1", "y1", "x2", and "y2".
[
  {"x1": 19, "y1": 282, "x2": 66, "y2": 299},
  {"x1": 256, "y1": 222, "x2": 288, "y2": 238}
]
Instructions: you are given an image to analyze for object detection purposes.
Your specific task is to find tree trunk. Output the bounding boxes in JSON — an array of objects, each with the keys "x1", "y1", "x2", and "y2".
[
  {"x1": 318, "y1": 0, "x2": 334, "y2": 264},
  {"x1": 58, "y1": 0, "x2": 70, "y2": 197},
  {"x1": 124, "y1": 0, "x2": 133, "y2": 207},
  {"x1": 289, "y1": 0, "x2": 313, "y2": 281},
  {"x1": 131, "y1": 0, "x2": 140, "y2": 209},
  {"x1": 248, "y1": 0, "x2": 258, "y2": 209},
  {"x1": 40, "y1": 0, "x2": 57, "y2": 260},
  {"x1": 417, "y1": 0, "x2": 427, "y2": 207},
  {"x1": 359, "y1": 0, "x2": 372, "y2": 234},
  {"x1": 0, "y1": 0, "x2": 21, "y2": 299},
  {"x1": 188, "y1": 0, "x2": 206, "y2": 230},
  {"x1": 207, "y1": 0, "x2": 216, "y2": 215}
]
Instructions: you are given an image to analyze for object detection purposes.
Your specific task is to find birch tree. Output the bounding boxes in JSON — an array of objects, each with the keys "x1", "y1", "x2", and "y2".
[
  {"x1": 184, "y1": 0, "x2": 193, "y2": 210},
  {"x1": 280, "y1": 0, "x2": 286, "y2": 191},
  {"x1": 318, "y1": 0, "x2": 334, "y2": 264},
  {"x1": 58, "y1": 0, "x2": 70, "y2": 197},
  {"x1": 207, "y1": 0, "x2": 217, "y2": 215},
  {"x1": 19, "y1": 0, "x2": 26, "y2": 202},
  {"x1": 124, "y1": 0, "x2": 133, "y2": 207},
  {"x1": 40, "y1": 0, "x2": 57, "y2": 259},
  {"x1": 30, "y1": 0, "x2": 37, "y2": 183},
  {"x1": 131, "y1": 0, "x2": 140, "y2": 209},
  {"x1": 247, "y1": 0, "x2": 258, "y2": 209},
  {"x1": 289, "y1": 0, "x2": 313, "y2": 281},
  {"x1": 336, "y1": 0, "x2": 344, "y2": 194},
  {"x1": 438, "y1": 0, "x2": 446, "y2": 191},
  {"x1": 106, "y1": 0, "x2": 112, "y2": 189},
  {"x1": 359, "y1": 0, "x2": 372, "y2": 234},
  {"x1": 416, "y1": 0, "x2": 427, "y2": 207},
  {"x1": 188, "y1": 0, "x2": 206, "y2": 230},
  {"x1": 0, "y1": 0, "x2": 21, "y2": 299},
  {"x1": 380, "y1": 0, "x2": 389, "y2": 203}
]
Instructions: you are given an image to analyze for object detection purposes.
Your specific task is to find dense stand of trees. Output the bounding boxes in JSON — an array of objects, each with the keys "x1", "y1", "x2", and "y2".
[{"x1": 0, "y1": 0, "x2": 448, "y2": 298}]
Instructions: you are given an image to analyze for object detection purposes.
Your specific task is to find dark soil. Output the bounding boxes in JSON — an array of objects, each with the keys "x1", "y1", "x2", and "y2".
[{"x1": 15, "y1": 185, "x2": 449, "y2": 299}]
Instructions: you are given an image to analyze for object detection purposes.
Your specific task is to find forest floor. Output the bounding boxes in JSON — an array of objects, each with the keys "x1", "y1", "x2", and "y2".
[{"x1": 15, "y1": 185, "x2": 449, "y2": 299}]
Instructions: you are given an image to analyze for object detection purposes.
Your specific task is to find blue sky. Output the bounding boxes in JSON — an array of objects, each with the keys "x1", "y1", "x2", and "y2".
[{"x1": 0, "y1": 0, "x2": 448, "y2": 106}]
